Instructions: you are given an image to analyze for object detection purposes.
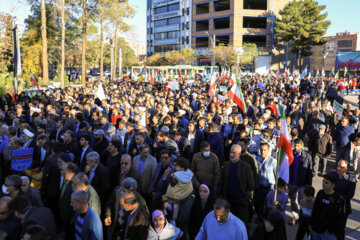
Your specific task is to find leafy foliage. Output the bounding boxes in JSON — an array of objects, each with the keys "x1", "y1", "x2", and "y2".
[{"x1": 275, "y1": 0, "x2": 331, "y2": 66}]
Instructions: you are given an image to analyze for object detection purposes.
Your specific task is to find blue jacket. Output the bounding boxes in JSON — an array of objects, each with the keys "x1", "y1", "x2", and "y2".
[
  {"x1": 74, "y1": 207, "x2": 103, "y2": 240},
  {"x1": 335, "y1": 125, "x2": 355, "y2": 148},
  {"x1": 149, "y1": 162, "x2": 174, "y2": 196}
]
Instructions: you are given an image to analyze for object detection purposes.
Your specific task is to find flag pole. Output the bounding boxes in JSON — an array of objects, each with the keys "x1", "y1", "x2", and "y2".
[{"x1": 274, "y1": 146, "x2": 280, "y2": 203}]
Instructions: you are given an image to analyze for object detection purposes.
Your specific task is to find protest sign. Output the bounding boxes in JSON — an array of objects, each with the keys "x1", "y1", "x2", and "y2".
[
  {"x1": 333, "y1": 100, "x2": 344, "y2": 117},
  {"x1": 168, "y1": 81, "x2": 180, "y2": 90},
  {"x1": 186, "y1": 80, "x2": 194, "y2": 86},
  {"x1": 11, "y1": 148, "x2": 33, "y2": 171}
]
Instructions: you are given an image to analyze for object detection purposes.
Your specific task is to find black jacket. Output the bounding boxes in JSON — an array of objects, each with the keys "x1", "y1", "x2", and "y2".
[
  {"x1": 58, "y1": 178, "x2": 74, "y2": 226},
  {"x1": 21, "y1": 206, "x2": 57, "y2": 239},
  {"x1": 89, "y1": 163, "x2": 110, "y2": 203},
  {"x1": 42, "y1": 154, "x2": 61, "y2": 198},
  {"x1": 221, "y1": 160, "x2": 254, "y2": 199},
  {"x1": 289, "y1": 150, "x2": 312, "y2": 187},
  {"x1": 77, "y1": 146, "x2": 94, "y2": 171}
]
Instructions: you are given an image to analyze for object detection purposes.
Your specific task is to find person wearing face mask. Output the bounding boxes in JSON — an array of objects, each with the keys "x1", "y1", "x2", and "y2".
[
  {"x1": 221, "y1": 144, "x2": 254, "y2": 230},
  {"x1": 190, "y1": 141, "x2": 221, "y2": 194},
  {"x1": 188, "y1": 183, "x2": 216, "y2": 239}
]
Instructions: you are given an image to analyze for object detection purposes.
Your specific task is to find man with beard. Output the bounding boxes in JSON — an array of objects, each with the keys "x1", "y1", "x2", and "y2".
[
  {"x1": 92, "y1": 129, "x2": 109, "y2": 156},
  {"x1": 106, "y1": 140, "x2": 122, "y2": 190},
  {"x1": 78, "y1": 134, "x2": 94, "y2": 171},
  {"x1": 118, "y1": 154, "x2": 141, "y2": 188}
]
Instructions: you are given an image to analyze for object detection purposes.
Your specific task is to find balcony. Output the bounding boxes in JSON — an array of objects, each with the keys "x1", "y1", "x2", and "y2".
[
  {"x1": 154, "y1": 24, "x2": 180, "y2": 33},
  {"x1": 154, "y1": 38, "x2": 180, "y2": 46}
]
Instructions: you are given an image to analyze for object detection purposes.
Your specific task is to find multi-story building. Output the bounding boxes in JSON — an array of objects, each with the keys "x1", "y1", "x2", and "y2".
[
  {"x1": 311, "y1": 32, "x2": 360, "y2": 71},
  {"x1": 146, "y1": 0, "x2": 192, "y2": 56},
  {"x1": 192, "y1": 0, "x2": 291, "y2": 62}
]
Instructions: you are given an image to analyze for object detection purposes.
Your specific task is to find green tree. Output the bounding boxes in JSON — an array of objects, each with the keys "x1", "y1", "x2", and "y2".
[
  {"x1": 179, "y1": 48, "x2": 198, "y2": 65},
  {"x1": 146, "y1": 54, "x2": 166, "y2": 66},
  {"x1": 210, "y1": 44, "x2": 237, "y2": 69},
  {"x1": 275, "y1": 0, "x2": 330, "y2": 69},
  {"x1": 0, "y1": 13, "x2": 13, "y2": 73},
  {"x1": 239, "y1": 43, "x2": 258, "y2": 66}
]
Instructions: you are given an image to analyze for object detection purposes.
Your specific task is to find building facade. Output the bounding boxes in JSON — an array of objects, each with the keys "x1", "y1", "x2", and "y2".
[
  {"x1": 311, "y1": 32, "x2": 360, "y2": 71},
  {"x1": 146, "y1": 0, "x2": 192, "y2": 56},
  {"x1": 192, "y1": 0, "x2": 291, "y2": 58}
]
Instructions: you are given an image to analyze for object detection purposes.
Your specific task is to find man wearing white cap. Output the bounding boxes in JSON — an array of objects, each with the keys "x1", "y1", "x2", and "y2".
[{"x1": 22, "y1": 128, "x2": 38, "y2": 158}]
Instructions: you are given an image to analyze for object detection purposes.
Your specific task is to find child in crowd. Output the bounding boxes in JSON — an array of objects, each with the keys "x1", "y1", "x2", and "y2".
[
  {"x1": 296, "y1": 185, "x2": 315, "y2": 240},
  {"x1": 266, "y1": 178, "x2": 288, "y2": 219},
  {"x1": 162, "y1": 157, "x2": 193, "y2": 225},
  {"x1": 24, "y1": 161, "x2": 43, "y2": 190}
]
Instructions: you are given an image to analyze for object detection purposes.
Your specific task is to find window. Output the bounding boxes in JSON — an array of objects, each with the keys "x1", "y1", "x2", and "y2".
[
  {"x1": 213, "y1": 17, "x2": 230, "y2": 29},
  {"x1": 214, "y1": 0, "x2": 230, "y2": 12},
  {"x1": 168, "y1": 3, "x2": 180, "y2": 12},
  {"x1": 155, "y1": 6, "x2": 167, "y2": 15},
  {"x1": 216, "y1": 35, "x2": 230, "y2": 46},
  {"x1": 167, "y1": 31, "x2": 179, "y2": 39},
  {"x1": 196, "y1": 3, "x2": 209, "y2": 15},
  {"x1": 154, "y1": 44, "x2": 180, "y2": 53},
  {"x1": 243, "y1": 0, "x2": 267, "y2": 10},
  {"x1": 243, "y1": 35, "x2": 266, "y2": 47},
  {"x1": 196, "y1": 37, "x2": 209, "y2": 48},
  {"x1": 243, "y1": 17, "x2": 267, "y2": 28},
  {"x1": 338, "y1": 39, "x2": 353, "y2": 49},
  {"x1": 154, "y1": 19, "x2": 167, "y2": 27},
  {"x1": 196, "y1": 20, "x2": 209, "y2": 32},
  {"x1": 168, "y1": 17, "x2": 181, "y2": 25}
]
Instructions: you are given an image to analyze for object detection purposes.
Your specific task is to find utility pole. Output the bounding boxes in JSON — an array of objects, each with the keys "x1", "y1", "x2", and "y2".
[{"x1": 206, "y1": 31, "x2": 216, "y2": 66}]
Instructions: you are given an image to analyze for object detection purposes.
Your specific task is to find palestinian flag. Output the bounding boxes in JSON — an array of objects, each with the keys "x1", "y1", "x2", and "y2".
[
  {"x1": 209, "y1": 74, "x2": 217, "y2": 97},
  {"x1": 276, "y1": 105, "x2": 294, "y2": 183},
  {"x1": 228, "y1": 79, "x2": 247, "y2": 114},
  {"x1": 331, "y1": 67, "x2": 335, "y2": 76},
  {"x1": 334, "y1": 71, "x2": 339, "y2": 79},
  {"x1": 321, "y1": 68, "x2": 326, "y2": 77}
]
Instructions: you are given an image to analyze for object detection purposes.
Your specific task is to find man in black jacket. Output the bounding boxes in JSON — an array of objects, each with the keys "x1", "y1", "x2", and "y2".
[
  {"x1": 221, "y1": 144, "x2": 254, "y2": 229},
  {"x1": 78, "y1": 134, "x2": 93, "y2": 171},
  {"x1": 41, "y1": 142, "x2": 61, "y2": 215},
  {"x1": 58, "y1": 162, "x2": 78, "y2": 236},
  {"x1": 310, "y1": 173, "x2": 346, "y2": 240},
  {"x1": 85, "y1": 151, "x2": 110, "y2": 207},
  {"x1": 288, "y1": 138, "x2": 312, "y2": 225},
  {"x1": 9, "y1": 196, "x2": 56, "y2": 239}
]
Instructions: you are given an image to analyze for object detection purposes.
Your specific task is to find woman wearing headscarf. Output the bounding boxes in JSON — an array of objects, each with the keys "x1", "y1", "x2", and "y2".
[
  {"x1": 250, "y1": 212, "x2": 287, "y2": 240},
  {"x1": 188, "y1": 183, "x2": 216, "y2": 240},
  {"x1": 147, "y1": 210, "x2": 183, "y2": 240}
]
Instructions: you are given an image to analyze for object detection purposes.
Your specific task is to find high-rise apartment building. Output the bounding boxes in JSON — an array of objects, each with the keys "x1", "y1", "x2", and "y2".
[{"x1": 146, "y1": 0, "x2": 192, "y2": 56}]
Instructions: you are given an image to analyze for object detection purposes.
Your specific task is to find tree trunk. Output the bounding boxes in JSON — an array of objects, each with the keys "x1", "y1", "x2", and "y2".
[
  {"x1": 41, "y1": 0, "x2": 49, "y2": 84},
  {"x1": 112, "y1": 24, "x2": 118, "y2": 81},
  {"x1": 81, "y1": 0, "x2": 87, "y2": 85},
  {"x1": 60, "y1": 0, "x2": 65, "y2": 88},
  {"x1": 99, "y1": 7, "x2": 104, "y2": 81}
]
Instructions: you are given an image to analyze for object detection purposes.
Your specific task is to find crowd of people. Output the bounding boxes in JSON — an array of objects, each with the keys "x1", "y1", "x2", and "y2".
[{"x1": 0, "y1": 73, "x2": 358, "y2": 240}]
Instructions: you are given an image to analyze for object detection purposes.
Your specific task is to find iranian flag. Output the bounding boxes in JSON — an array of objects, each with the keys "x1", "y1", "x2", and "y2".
[
  {"x1": 151, "y1": 68, "x2": 154, "y2": 84},
  {"x1": 229, "y1": 71, "x2": 236, "y2": 86},
  {"x1": 316, "y1": 69, "x2": 320, "y2": 78},
  {"x1": 209, "y1": 74, "x2": 217, "y2": 97},
  {"x1": 284, "y1": 68, "x2": 289, "y2": 79},
  {"x1": 228, "y1": 79, "x2": 247, "y2": 113},
  {"x1": 277, "y1": 105, "x2": 294, "y2": 183},
  {"x1": 334, "y1": 71, "x2": 339, "y2": 79}
]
